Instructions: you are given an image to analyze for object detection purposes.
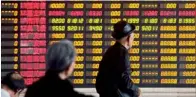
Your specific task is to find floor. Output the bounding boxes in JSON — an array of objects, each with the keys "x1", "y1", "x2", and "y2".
[
  {"x1": 18, "y1": 88, "x2": 196, "y2": 97},
  {"x1": 75, "y1": 88, "x2": 196, "y2": 97}
]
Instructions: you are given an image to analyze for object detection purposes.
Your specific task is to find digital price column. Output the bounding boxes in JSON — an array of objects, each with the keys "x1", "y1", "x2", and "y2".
[
  {"x1": 85, "y1": 2, "x2": 103, "y2": 86},
  {"x1": 66, "y1": 2, "x2": 85, "y2": 86},
  {"x1": 1, "y1": 2, "x2": 20, "y2": 77},
  {"x1": 159, "y1": 2, "x2": 178, "y2": 86},
  {"x1": 159, "y1": 2, "x2": 179, "y2": 86},
  {"x1": 178, "y1": 2, "x2": 196, "y2": 86},
  {"x1": 140, "y1": 2, "x2": 159, "y2": 86},
  {"x1": 48, "y1": 2, "x2": 66, "y2": 45},
  {"x1": 123, "y1": 2, "x2": 141, "y2": 85},
  {"x1": 20, "y1": 1, "x2": 46, "y2": 85},
  {"x1": 103, "y1": 2, "x2": 120, "y2": 52}
]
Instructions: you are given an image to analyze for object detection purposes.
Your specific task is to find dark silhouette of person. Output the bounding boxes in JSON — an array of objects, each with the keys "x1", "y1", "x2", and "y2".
[
  {"x1": 25, "y1": 40, "x2": 93, "y2": 97},
  {"x1": 96, "y1": 21, "x2": 141, "y2": 97},
  {"x1": 1, "y1": 72, "x2": 26, "y2": 97}
]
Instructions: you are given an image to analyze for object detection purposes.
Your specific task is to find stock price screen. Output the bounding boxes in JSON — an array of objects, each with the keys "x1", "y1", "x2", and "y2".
[{"x1": 1, "y1": 1, "x2": 196, "y2": 87}]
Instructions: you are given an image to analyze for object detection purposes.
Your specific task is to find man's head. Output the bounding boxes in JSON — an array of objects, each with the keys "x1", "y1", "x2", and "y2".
[
  {"x1": 112, "y1": 20, "x2": 135, "y2": 49},
  {"x1": 46, "y1": 39, "x2": 76, "y2": 80},
  {"x1": 1, "y1": 72, "x2": 25, "y2": 97}
]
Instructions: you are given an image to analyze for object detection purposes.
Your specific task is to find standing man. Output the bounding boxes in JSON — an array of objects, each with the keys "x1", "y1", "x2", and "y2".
[{"x1": 96, "y1": 21, "x2": 141, "y2": 97}]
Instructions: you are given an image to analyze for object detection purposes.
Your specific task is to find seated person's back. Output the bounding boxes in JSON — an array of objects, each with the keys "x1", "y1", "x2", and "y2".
[{"x1": 25, "y1": 40, "x2": 93, "y2": 97}]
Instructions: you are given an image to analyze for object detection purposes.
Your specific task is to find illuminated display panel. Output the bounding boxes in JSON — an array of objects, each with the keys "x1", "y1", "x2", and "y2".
[
  {"x1": 1, "y1": 1, "x2": 196, "y2": 87},
  {"x1": 1, "y1": 2, "x2": 20, "y2": 81},
  {"x1": 20, "y1": 1, "x2": 47, "y2": 85}
]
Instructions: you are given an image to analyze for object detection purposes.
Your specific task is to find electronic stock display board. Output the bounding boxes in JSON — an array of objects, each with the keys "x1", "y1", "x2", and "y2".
[{"x1": 1, "y1": 1, "x2": 196, "y2": 87}]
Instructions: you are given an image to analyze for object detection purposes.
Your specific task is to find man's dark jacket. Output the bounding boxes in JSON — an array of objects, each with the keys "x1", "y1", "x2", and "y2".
[
  {"x1": 25, "y1": 71, "x2": 93, "y2": 97},
  {"x1": 96, "y1": 42, "x2": 139, "y2": 97}
]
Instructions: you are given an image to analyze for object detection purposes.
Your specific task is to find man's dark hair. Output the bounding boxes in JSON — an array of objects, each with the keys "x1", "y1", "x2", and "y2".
[
  {"x1": 1, "y1": 72, "x2": 25, "y2": 92},
  {"x1": 46, "y1": 39, "x2": 76, "y2": 73}
]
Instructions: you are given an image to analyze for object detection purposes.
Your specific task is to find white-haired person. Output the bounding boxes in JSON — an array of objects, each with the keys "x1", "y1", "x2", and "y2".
[{"x1": 25, "y1": 40, "x2": 93, "y2": 97}]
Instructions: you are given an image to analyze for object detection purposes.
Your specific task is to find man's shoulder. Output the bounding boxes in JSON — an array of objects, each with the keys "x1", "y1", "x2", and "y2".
[
  {"x1": 110, "y1": 45, "x2": 127, "y2": 55},
  {"x1": 106, "y1": 44, "x2": 122, "y2": 53},
  {"x1": 27, "y1": 77, "x2": 45, "y2": 91},
  {"x1": 25, "y1": 77, "x2": 45, "y2": 97}
]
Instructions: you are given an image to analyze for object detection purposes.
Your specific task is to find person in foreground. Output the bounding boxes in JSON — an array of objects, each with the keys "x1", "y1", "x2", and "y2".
[
  {"x1": 1, "y1": 72, "x2": 26, "y2": 97},
  {"x1": 96, "y1": 21, "x2": 141, "y2": 97},
  {"x1": 25, "y1": 40, "x2": 93, "y2": 97}
]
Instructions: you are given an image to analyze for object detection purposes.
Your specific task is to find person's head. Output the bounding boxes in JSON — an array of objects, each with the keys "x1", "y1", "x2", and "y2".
[
  {"x1": 46, "y1": 39, "x2": 76, "y2": 80},
  {"x1": 1, "y1": 72, "x2": 25, "y2": 97},
  {"x1": 112, "y1": 20, "x2": 135, "y2": 49}
]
